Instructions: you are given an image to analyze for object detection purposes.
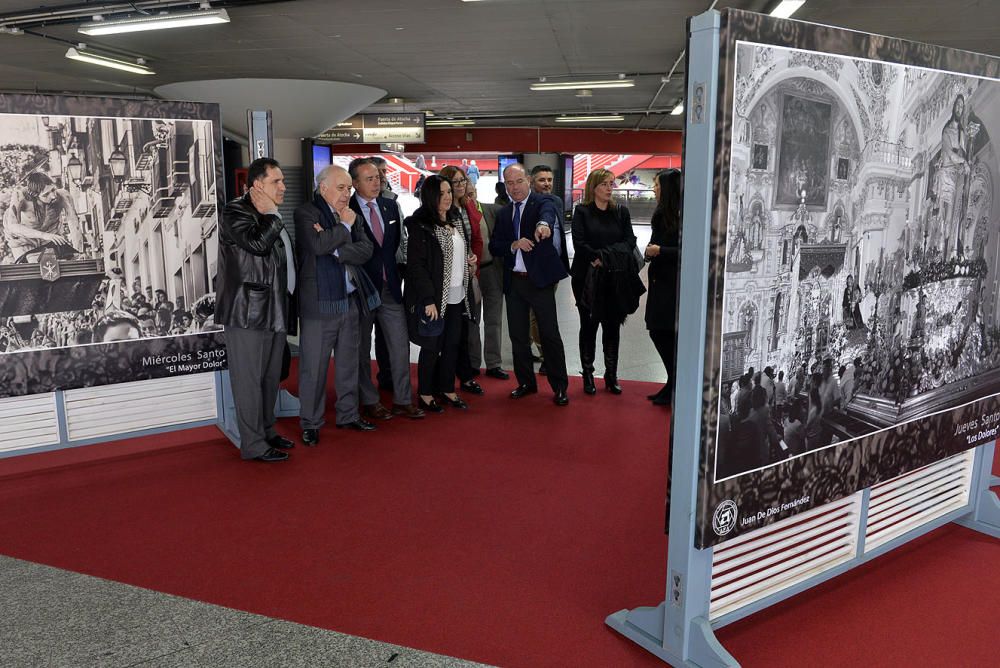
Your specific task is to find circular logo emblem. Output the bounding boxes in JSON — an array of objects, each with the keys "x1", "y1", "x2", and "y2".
[{"x1": 713, "y1": 500, "x2": 738, "y2": 536}]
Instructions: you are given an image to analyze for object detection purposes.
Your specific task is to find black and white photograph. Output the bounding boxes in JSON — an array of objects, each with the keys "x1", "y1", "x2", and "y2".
[
  {"x1": 0, "y1": 94, "x2": 225, "y2": 398},
  {"x1": 716, "y1": 42, "x2": 1000, "y2": 481}
]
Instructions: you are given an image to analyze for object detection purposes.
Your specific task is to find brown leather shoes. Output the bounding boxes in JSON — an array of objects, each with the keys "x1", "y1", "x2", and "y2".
[
  {"x1": 362, "y1": 403, "x2": 393, "y2": 421},
  {"x1": 392, "y1": 403, "x2": 426, "y2": 419}
]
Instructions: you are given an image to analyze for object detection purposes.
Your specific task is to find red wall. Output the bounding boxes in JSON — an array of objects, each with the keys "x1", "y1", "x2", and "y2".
[{"x1": 328, "y1": 127, "x2": 682, "y2": 155}]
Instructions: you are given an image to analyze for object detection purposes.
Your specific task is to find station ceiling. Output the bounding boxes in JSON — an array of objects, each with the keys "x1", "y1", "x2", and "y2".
[{"x1": 0, "y1": 0, "x2": 997, "y2": 132}]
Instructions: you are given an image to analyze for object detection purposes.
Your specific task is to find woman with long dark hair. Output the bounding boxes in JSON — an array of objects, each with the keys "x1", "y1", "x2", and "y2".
[
  {"x1": 404, "y1": 175, "x2": 477, "y2": 413},
  {"x1": 645, "y1": 169, "x2": 682, "y2": 405},
  {"x1": 570, "y1": 168, "x2": 639, "y2": 395}
]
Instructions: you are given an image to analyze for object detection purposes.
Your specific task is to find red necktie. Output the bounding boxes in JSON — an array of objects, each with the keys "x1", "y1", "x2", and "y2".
[{"x1": 367, "y1": 201, "x2": 385, "y2": 246}]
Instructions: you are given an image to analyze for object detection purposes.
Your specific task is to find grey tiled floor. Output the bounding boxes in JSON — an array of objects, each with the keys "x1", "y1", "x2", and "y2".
[{"x1": 0, "y1": 555, "x2": 491, "y2": 668}]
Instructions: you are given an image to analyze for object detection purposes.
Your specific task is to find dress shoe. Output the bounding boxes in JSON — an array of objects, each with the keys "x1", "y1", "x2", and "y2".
[
  {"x1": 266, "y1": 434, "x2": 295, "y2": 449},
  {"x1": 439, "y1": 394, "x2": 468, "y2": 409},
  {"x1": 418, "y1": 397, "x2": 445, "y2": 413},
  {"x1": 553, "y1": 390, "x2": 569, "y2": 406},
  {"x1": 582, "y1": 372, "x2": 597, "y2": 395},
  {"x1": 538, "y1": 361, "x2": 548, "y2": 375},
  {"x1": 485, "y1": 367, "x2": 509, "y2": 380},
  {"x1": 336, "y1": 418, "x2": 376, "y2": 432},
  {"x1": 362, "y1": 402, "x2": 394, "y2": 421},
  {"x1": 301, "y1": 429, "x2": 320, "y2": 447},
  {"x1": 648, "y1": 385, "x2": 670, "y2": 401},
  {"x1": 460, "y1": 380, "x2": 485, "y2": 395},
  {"x1": 254, "y1": 447, "x2": 288, "y2": 462},
  {"x1": 605, "y1": 378, "x2": 623, "y2": 395},
  {"x1": 392, "y1": 403, "x2": 426, "y2": 419},
  {"x1": 652, "y1": 394, "x2": 671, "y2": 406},
  {"x1": 510, "y1": 384, "x2": 538, "y2": 399}
]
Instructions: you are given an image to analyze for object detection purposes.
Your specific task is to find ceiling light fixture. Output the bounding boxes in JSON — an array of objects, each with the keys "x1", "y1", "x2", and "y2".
[
  {"x1": 769, "y1": 0, "x2": 806, "y2": 19},
  {"x1": 555, "y1": 115, "x2": 625, "y2": 123},
  {"x1": 78, "y1": 8, "x2": 230, "y2": 35},
  {"x1": 65, "y1": 46, "x2": 154, "y2": 75},
  {"x1": 531, "y1": 79, "x2": 634, "y2": 91},
  {"x1": 426, "y1": 119, "x2": 475, "y2": 126},
  {"x1": 671, "y1": 102, "x2": 684, "y2": 115}
]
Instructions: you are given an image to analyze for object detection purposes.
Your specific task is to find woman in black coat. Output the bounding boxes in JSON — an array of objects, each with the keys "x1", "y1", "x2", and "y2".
[
  {"x1": 570, "y1": 168, "x2": 638, "y2": 395},
  {"x1": 404, "y1": 175, "x2": 477, "y2": 413},
  {"x1": 644, "y1": 169, "x2": 682, "y2": 405}
]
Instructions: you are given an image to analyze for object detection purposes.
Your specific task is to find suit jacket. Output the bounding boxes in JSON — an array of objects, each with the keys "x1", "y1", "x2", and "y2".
[
  {"x1": 293, "y1": 199, "x2": 373, "y2": 320},
  {"x1": 350, "y1": 194, "x2": 404, "y2": 302},
  {"x1": 488, "y1": 192, "x2": 568, "y2": 291}
]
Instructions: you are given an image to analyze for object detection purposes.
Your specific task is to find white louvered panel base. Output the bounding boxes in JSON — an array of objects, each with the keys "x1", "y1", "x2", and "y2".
[
  {"x1": 709, "y1": 493, "x2": 863, "y2": 620},
  {"x1": 0, "y1": 393, "x2": 59, "y2": 453},
  {"x1": 864, "y1": 450, "x2": 975, "y2": 553},
  {"x1": 63, "y1": 374, "x2": 217, "y2": 442}
]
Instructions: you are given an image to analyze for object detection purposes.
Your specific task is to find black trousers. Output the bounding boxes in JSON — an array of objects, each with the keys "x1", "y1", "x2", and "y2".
[
  {"x1": 417, "y1": 304, "x2": 463, "y2": 396},
  {"x1": 506, "y1": 275, "x2": 568, "y2": 392},
  {"x1": 649, "y1": 327, "x2": 676, "y2": 388}
]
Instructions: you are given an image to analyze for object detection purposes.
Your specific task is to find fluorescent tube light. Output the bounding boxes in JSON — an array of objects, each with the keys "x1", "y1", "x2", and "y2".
[
  {"x1": 671, "y1": 103, "x2": 684, "y2": 115},
  {"x1": 769, "y1": 1, "x2": 805, "y2": 19},
  {"x1": 531, "y1": 79, "x2": 634, "y2": 91},
  {"x1": 426, "y1": 119, "x2": 475, "y2": 126},
  {"x1": 79, "y1": 9, "x2": 229, "y2": 35},
  {"x1": 555, "y1": 115, "x2": 625, "y2": 123},
  {"x1": 65, "y1": 47, "x2": 154, "y2": 75}
]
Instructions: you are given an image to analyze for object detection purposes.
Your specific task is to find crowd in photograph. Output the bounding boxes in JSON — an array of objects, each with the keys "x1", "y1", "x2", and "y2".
[
  {"x1": 218, "y1": 156, "x2": 683, "y2": 462},
  {"x1": 717, "y1": 356, "x2": 863, "y2": 477}
]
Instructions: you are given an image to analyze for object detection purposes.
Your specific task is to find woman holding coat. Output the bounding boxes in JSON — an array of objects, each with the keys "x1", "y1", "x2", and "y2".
[
  {"x1": 404, "y1": 175, "x2": 477, "y2": 413},
  {"x1": 570, "y1": 168, "x2": 640, "y2": 395}
]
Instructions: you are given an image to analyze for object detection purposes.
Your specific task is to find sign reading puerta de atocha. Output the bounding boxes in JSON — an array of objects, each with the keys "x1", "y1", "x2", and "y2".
[
  {"x1": 0, "y1": 93, "x2": 226, "y2": 399},
  {"x1": 315, "y1": 113, "x2": 426, "y2": 145},
  {"x1": 693, "y1": 10, "x2": 1000, "y2": 547}
]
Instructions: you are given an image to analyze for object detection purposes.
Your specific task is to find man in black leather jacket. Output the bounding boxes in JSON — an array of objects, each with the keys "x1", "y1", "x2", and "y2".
[{"x1": 217, "y1": 157, "x2": 297, "y2": 462}]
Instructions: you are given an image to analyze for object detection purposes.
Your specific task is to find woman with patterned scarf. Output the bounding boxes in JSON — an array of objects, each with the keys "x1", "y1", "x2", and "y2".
[{"x1": 404, "y1": 175, "x2": 477, "y2": 413}]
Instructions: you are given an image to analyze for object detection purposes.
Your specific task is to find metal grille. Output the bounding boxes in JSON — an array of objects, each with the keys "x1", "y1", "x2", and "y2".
[
  {"x1": 865, "y1": 450, "x2": 975, "y2": 552},
  {"x1": 710, "y1": 493, "x2": 862, "y2": 620},
  {"x1": 0, "y1": 393, "x2": 59, "y2": 453},
  {"x1": 63, "y1": 374, "x2": 216, "y2": 442}
]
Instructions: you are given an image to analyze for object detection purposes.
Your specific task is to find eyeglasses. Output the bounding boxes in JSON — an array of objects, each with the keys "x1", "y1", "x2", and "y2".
[{"x1": 451, "y1": 177, "x2": 468, "y2": 185}]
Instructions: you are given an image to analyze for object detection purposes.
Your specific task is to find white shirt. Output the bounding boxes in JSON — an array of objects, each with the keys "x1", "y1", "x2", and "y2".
[
  {"x1": 326, "y1": 203, "x2": 355, "y2": 294},
  {"x1": 449, "y1": 227, "x2": 466, "y2": 304},
  {"x1": 275, "y1": 214, "x2": 296, "y2": 294},
  {"x1": 511, "y1": 196, "x2": 529, "y2": 273}
]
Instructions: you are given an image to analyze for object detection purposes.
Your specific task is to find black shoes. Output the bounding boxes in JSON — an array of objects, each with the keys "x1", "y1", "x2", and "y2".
[
  {"x1": 553, "y1": 390, "x2": 569, "y2": 406},
  {"x1": 267, "y1": 434, "x2": 295, "y2": 449},
  {"x1": 302, "y1": 429, "x2": 320, "y2": 447},
  {"x1": 460, "y1": 380, "x2": 485, "y2": 395},
  {"x1": 485, "y1": 367, "x2": 509, "y2": 380},
  {"x1": 510, "y1": 384, "x2": 538, "y2": 399},
  {"x1": 336, "y1": 418, "x2": 376, "y2": 432},
  {"x1": 254, "y1": 447, "x2": 288, "y2": 462},
  {"x1": 605, "y1": 377, "x2": 623, "y2": 395},
  {"x1": 439, "y1": 394, "x2": 469, "y2": 409},
  {"x1": 582, "y1": 372, "x2": 597, "y2": 395},
  {"x1": 418, "y1": 397, "x2": 445, "y2": 413}
]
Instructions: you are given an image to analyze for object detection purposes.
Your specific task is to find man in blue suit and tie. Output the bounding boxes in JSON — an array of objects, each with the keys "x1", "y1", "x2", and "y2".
[
  {"x1": 488, "y1": 163, "x2": 570, "y2": 405},
  {"x1": 349, "y1": 159, "x2": 425, "y2": 421}
]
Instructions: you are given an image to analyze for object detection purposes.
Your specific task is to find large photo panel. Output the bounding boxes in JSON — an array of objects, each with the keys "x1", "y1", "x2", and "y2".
[
  {"x1": 694, "y1": 10, "x2": 1000, "y2": 547},
  {"x1": 0, "y1": 94, "x2": 226, "y2": 398}
]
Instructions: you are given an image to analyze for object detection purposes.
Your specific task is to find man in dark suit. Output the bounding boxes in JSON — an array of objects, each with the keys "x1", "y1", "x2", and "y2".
[
  {"x1": 294, "y1": 164, "x2": 378, "y2": 444},
  {"x1": 349, "y1": 158, "x2": 425, "y2": 421},
  {"x1": 216, "y1": 157, "x2": 296, "y2": 462},
  {"x1": 488, "y1": 163, "x2": 570, "y2": 405}
]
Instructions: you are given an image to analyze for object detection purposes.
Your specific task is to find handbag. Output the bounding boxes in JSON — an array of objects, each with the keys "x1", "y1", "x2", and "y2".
[{"x1": 418, "y1": 311, "x2": 446, "y2": 337}]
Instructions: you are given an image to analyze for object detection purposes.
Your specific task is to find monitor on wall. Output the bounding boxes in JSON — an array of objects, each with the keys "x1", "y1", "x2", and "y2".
[{"x1": 498, "y1": 154, "x2": 524, "y2": 181}]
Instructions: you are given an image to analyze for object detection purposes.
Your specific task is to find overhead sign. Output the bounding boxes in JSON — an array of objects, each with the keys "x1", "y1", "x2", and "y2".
[{"x1": 315, "y1": 114, "x2": 425, "y2": 144}]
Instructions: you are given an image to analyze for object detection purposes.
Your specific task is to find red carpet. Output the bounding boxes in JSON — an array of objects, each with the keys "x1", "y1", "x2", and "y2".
[{"x1": 0, "y1": 365, "x2": 998, "y2": 667}]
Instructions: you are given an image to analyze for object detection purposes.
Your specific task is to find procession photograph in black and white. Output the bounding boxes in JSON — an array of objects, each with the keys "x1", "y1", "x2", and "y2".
[
  {"x1": 0, "y1": 111, "x2": 220, "y2": 355},
  {"x1": 715, "y1": 42, "x2": 1000, "y2": 480}
]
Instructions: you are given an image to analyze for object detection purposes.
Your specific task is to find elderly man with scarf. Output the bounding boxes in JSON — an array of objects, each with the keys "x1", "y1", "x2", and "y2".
[{"x1": 294, "y1": 165, "x2": 380, "y2": 445}]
